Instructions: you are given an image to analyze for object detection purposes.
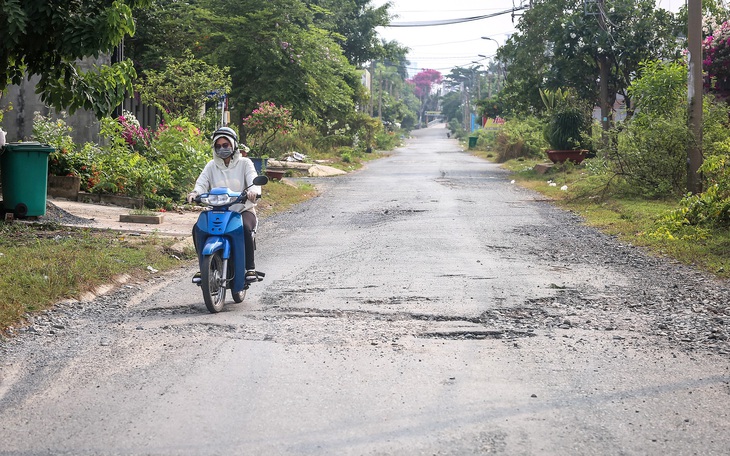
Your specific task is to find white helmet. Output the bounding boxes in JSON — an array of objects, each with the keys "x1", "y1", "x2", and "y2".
[{"x1": 211, "y1": 127, "x2": 238, "y2": 158}]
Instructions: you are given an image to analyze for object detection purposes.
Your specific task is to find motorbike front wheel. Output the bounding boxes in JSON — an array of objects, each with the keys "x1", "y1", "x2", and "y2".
[
  {"x1": 232, "y1": 289, "x2": 246, "y2": 303},
  {"x1": 201, "y1": 252, "x2": 226, "y2": 313}
]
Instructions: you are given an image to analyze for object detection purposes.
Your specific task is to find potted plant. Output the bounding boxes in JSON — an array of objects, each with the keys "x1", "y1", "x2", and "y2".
[{"x1": 540, "y1": 88, "x2": 592, "y2": 164}]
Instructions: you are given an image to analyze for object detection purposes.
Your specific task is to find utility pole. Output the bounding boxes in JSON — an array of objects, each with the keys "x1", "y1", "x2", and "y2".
[
  {"x1": 462, "y1": 82, "x2": 469, "y2": 132},
  {"x1": 597, "y1": 0, "x2": 610, "y2": 148},
  {"x1": 369, "y1": 61, "x2": 375, "y2": 117},
  {"x1": 687, "y1": 0, "x2": 703, "y2": 194},
  {"x1": 471, "y1": 62, "x2": 482, "y2": 101},
  {"x1": 378, "y1": 76, "x2": 383, "y2": 120},
  {"x1": 475, "y1": 70, "x2": 482, "y2": 101}
]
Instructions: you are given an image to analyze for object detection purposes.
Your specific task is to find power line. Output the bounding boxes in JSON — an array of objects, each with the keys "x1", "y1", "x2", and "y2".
[
  {"x1": 409, "y1": 38, "x2": 491, "y2": 48},
  {"x1": 386, "y1": 5, "x2": 530, "y2": 27},
  {"x1": 408, "y1": 55, "x2": 494, "y2": 60}
]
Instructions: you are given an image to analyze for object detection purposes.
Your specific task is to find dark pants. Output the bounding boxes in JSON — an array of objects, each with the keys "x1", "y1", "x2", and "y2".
[
  {"x1": 241, "y1": 211, "x2": 257, "y2": 270},
  {"x1": 192, "y1": 211, "x2": 257, "y2": 270}
]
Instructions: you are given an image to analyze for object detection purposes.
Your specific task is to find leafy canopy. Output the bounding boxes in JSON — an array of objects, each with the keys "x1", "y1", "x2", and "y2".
[
  {"x1": 308, "y1": 0, "x2": 391, "y2": 67},
  {"x1": 497, "y1": 0, "x2": 682, "y2": 114},
  {"x1": 0, "y1": 0, "x2": 152, "y2": 117},
  {"x1": 138, "y1": 50, "x2": 231, "y2": 119}
]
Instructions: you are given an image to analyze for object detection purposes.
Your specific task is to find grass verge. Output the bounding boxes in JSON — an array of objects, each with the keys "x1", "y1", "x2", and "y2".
[
  {"x1": 503, "y1": 157, "x2": 730, "y2": 279},
  {"x1": 0, "y1": 171, "x2": 325, "y2": 334},
  {"x1": 257, "y1": 179, "x2": 318, "y2": 218},
  {"x1": 0, "y1": 223, "x2": 190, "y2": 331}
]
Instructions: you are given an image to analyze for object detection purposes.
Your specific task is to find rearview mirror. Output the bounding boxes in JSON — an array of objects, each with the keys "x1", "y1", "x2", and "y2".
[{"x1": 253, "y1": 175, "x2": 269, "y2": 186}]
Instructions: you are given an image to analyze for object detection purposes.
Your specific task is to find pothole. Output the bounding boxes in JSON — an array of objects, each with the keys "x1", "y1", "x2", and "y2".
[
  {"x1": 382, "y1": 208, "x2": 427, "y2": 215},
  {"x1": 138, "y1": 305, "x2": 200, "y2": 316},
  {"x1": 417, "y1": 329, "x2": 537, "y2": 340},
  {"x1": 349, "y1": 208, "x2": 429, "y2": 227},
  {"x1": 361, "y1": 296, "x2": 435, "y2": 305},
  {"x1": 173, "y1": 322, "x2": 238, "y2": 332}
]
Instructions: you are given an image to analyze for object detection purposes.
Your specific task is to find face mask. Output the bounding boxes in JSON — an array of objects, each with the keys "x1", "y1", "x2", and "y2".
[{"x1": 215, "y1": 146, "x2": 234, "y2": 159}]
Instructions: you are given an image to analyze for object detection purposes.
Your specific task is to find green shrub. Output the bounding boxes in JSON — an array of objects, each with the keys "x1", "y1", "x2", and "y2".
[
  {"x1": 540, "y1": 88, "x2": 592, "y2": 151},
  {"x1": 654, "y1": 134, "x2": 730, "y2": 237},
  {"x1": 474, "y1": 129, "x2": 498, "y2": 150},
  {"x1": 339, "y1": 146, "x2": 355, "y2": 163},
  {"x1": 32, "y1": 112, "x2": 78, "y2": 176},
  {"x1": 150, "y1": 117, "x2": 210, "y2": 202},
  {"x1": 612, "y1": 115, "x2": 690, "y2": 198},
  {"x1": 268, "y1": 121, "x2": 319, "y2": 157},
  {"x1": 72, "y1": 143, "x2": 101, "y2": 192},
  {"x1": 242, "y1": 101, "x2": 294, "y2": 158},
  {"x1": 447, "y1": 118, "x2": 466, "y2": 138},
  {"x1": 374, "y1": 129, "x2": 400, "y2": 150},
  {"x1": 494, "y1": 116, "x2": 547, "y2": 162},
  {"x1": 544, "y1": 105, "x2": 591, "y2": 151},
  {"x1": 93, "y1": 117, "x2": 173, "y2": 206},
  {"x1": 611, "y1": 60, "x2": 690, "y2": 198}
]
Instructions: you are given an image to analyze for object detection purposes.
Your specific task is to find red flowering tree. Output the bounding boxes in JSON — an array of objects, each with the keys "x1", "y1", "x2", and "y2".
[
  {"x1": 407, "y1": 69, "x2": 443, "y2": 125},
  {"x1": 409, "y1": 69, "x2": 443, "y2": 99}
]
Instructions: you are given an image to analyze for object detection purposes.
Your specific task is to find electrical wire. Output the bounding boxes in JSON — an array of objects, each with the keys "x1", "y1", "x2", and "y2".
[
  {"x1": 596, "y1": 1, "x2": 620, "y2": 48},
  {"x1": 386, "y1": 5, "x2": 529, "y2": 27},
  {"x1": 408, "y1": 37, "x2": 496, "y2": 48}
]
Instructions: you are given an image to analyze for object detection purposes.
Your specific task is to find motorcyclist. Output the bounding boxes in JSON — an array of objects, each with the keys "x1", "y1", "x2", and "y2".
[{"x1": 187, "y1": 126, "x2": 261, "y2": 282}]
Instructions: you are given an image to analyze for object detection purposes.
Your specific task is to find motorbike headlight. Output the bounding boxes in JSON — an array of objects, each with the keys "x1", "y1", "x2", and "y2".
[{"x1": 201, "y1": 193, "x2": 237, "y2": 206}]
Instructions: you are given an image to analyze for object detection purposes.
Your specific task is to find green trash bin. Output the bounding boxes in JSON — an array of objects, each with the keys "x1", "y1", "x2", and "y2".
[
  {"x1": 1, "y1": 142, "x2": 54, "y2": 217},
  {"x1": 468, "y1": 136, "x2": 478, "y2": 149}
]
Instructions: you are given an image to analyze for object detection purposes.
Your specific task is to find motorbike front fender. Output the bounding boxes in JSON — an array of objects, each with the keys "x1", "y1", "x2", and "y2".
[{"x1": 201, "y1": 236, "x2": 231, "y2": 259}]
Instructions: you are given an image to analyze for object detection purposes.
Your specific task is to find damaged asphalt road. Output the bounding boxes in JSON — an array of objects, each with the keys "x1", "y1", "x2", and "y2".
[{"x1": 1, "y1": 125, "x2": 729, "y2": 455}]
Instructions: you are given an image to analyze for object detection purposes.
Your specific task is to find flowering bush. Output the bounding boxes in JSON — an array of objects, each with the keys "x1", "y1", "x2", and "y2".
[
  {"x1": 32, "y1": 112, "x2": 75, "y2": 173},
  {"x1": 96, "y1": 117, "x2": 172, "y2": 201},
  {"x1": 116, "y1": 110, "x2": 151, "y2": 152},
  {"x1": 32, "y1": 110, "x2": 213, "y2": 208},
  {"x1": 241, "y1": 101, "x2": 294, "y2": 157},
  {"x1": 702, "y1": 18, "x2": 730, "y2": 97}
]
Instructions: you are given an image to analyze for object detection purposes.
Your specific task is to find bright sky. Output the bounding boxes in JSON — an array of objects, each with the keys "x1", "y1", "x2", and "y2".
[{"x1": 374, "y1": 0, "x2": 685, "y2": 77}]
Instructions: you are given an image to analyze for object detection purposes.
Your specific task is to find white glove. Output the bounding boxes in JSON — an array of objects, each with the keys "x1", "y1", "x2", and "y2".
[
  {"x1": 246, "y1": 190, "x2": 258, "y2": 203},
  {"x1": 187, "y1": 192, "x2": 198, "y2": 203}
]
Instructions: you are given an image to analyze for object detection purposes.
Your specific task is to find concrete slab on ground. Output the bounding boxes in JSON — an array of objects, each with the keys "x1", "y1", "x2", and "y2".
[{"x1": 49, "y1": 198, "x2": 198, "y2": 237}]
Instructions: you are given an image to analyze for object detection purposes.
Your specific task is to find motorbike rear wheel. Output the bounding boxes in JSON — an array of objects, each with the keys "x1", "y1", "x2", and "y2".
[{"x1": 201, "y1": 252, "x2": 226, "y2": 313}]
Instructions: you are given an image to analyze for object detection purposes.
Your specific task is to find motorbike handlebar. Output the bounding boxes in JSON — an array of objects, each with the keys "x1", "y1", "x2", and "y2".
[
  {"x1": 189, "y1": 192, "x2": 260, "y2": 205},
  {"x1": 187, "y1": 175, "x2": 268, "y2": 204}
]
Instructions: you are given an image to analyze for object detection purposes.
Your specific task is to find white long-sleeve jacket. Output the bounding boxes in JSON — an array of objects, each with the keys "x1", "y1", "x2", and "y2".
[{"x1": 192, "y1": 151, "x2": 261, "y2": 214}]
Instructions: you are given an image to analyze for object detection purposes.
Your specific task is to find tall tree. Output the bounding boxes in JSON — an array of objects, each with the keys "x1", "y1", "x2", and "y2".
[
  {"x1": 126, "y1": 0, "x2": 211, "y2": 73},
  {"x1": 368, "y1": 42, "x2": 416, "y2": 127},
  {"x1": 497, "y1": 0, "x2": 682, "y2": 115},
  {"x1": 206, "y1": 0, "x2": 361, "y2": 127},
  {"x1": 130, "y1": 0, "x2": 369, "y2": 130},
  {"x1": 0, "y1": 0, "x2": 151, "y2": 117},
  {"x1": 377, "y1": 39, "x2": 410, "y2": 79},
  {"x1": 138, "y1": 50, "x2": 231, "y2": 119},
  {"x1": 308, "y1": 0, "x2": 391, "y2": 68}
]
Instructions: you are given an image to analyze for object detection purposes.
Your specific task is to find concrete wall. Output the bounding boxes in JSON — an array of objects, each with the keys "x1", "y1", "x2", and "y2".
[
  {"x1": 0, "y1": 56, "x2": 110, "y2": 144},
  {"x1": 0, "y1": 75, "x2": 102, "y2": 144}
]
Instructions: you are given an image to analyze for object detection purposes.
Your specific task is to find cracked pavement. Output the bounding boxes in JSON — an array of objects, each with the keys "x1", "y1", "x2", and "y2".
[{"x1": 1, "y1": 124, "x2": 729, "y2": 455}]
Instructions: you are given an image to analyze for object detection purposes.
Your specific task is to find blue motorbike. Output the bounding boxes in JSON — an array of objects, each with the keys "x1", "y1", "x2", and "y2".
[{"x1": 191, "y1": 175, "x2": 268, "y2": 313}]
